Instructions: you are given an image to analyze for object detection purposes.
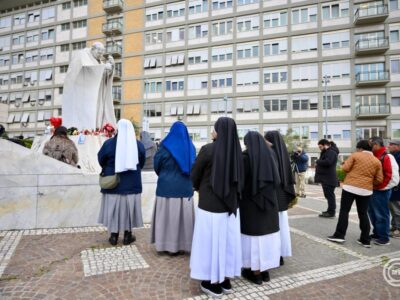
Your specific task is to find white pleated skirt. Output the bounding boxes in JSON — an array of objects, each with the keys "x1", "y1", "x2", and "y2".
[
  {"x1": 241, "y1": 231, "x2": 281, "y2": 272},
  {"x1": 279, "y1": 210, "x2": 292, "y2": 257},
  {"x1": 98, "y1": 193, "x2": 143, "y2": 234},
  {"x1": 190, "y1": 207, "x2": 242, "y2": 284},
  {"x1": 150, "y1": 196, "x2": 195, "y2": 253}
]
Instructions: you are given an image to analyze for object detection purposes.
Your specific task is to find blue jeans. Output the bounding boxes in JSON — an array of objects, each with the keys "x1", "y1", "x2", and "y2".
[{"x1": 368, "y1": 190, "x2": 392, "y2": 241}]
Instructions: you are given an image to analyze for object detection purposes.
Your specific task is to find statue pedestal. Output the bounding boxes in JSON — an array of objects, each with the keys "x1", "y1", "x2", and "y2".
[
  {"x1": 0, "y1": 139, "x2": 159, "y2": 230},
  {"x1": 31, "y1": 135, "x2": 107, "y2": 174}
]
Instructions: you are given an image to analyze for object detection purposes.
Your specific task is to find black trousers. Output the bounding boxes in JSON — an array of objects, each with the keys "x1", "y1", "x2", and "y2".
[
  {"x1": 334, "y1": 190, "x2": 371, "y2": 243},
  {"x1": 322, "y1": 184, "x2": 336, "y2": 214}
]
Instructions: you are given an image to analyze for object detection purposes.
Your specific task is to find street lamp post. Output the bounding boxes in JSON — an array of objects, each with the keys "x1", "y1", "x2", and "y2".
[
  {"x1": 224, "y1": 95, "x2": 228, "y2": 117},
  {"x1": 143, "y1": 78, "x2": 149, "y2": 131},
  {"x1": 322, "y1": 75, "x2": 330, "y2": 139}
]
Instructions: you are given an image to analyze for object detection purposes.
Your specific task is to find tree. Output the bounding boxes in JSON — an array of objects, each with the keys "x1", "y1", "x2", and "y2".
[
  {"x1": 282, "y1": 128, "x2": 309, "y2": 154},
  {"x1": 129, "y1": 118, "x2": 140, "y2": 137}
]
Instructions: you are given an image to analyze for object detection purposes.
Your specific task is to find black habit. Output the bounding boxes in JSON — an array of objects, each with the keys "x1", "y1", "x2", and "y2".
[
  {"x1": 265, "y1": 131, "x2": 296, "y2": 212},
  {"x1": 191, "y1": 117, "x2": 244, "y2": 215},
  {"x1": 240, "y1": 132, "x2": 280, "y2": 236}
]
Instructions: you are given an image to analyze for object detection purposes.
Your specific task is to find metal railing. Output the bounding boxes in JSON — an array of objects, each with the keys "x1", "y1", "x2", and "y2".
[
  {"x1": 356, "y1": 103, "x2": 391, "y2": 116},
  {"x1": 354, "y1": 4, "x2": 388, "y2": 19},
  {"x1": 355, "y1": 37, "x2": 389, "y2": 51},
  {"x1": 355, "y1": 71, "x2": 389, "y2": 82},
  {"x1": 102, "y1": 21, "x2": 123, "y2": 32},
  {"x1": 103, "y1": 0, "x2": 124, "y2": 9},
  {"x1": 106, "y1": 44, "x2": 122, "y2": 55}
]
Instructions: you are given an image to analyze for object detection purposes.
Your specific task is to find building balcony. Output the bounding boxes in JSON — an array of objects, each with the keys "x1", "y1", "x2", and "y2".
[
  {"x1": 356, "y1": 104, "x2": 391, "y2": 119},
  {"x1": 355, "y1": 37, "x2": 389, "y2": 55},
  {"x1": 355, "y1": 71, "x2": 390, "y2": 87},
  {"x1": 103, "y1": 0, "x2": 124, "y2": 14},
  {"x1": 106, "y1": 44, "x2": 122, "y2": 58},
  {"x1": 113, "y1": 94, "x2": 121, "y2": 104},
  {"x1": 354, "y1": 4, "x2": 388, "y2": 25},
  {"x1": 102, "y1": 21, "x2": 123, "y2": 36},
  {"x1": 113, "y1": 68, "x2": 122, "y2": 80}
]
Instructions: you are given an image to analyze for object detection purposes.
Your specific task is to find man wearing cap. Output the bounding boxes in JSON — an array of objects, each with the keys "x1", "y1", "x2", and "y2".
[
  {"x1": 292, "y1": 146, "x2": 309, "y2": 198},
  {"x1": 388, "y1": 140, "x2": 400, "y2": 239}
]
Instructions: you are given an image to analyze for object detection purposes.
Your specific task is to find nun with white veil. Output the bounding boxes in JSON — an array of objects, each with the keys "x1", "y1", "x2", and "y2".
[{"x1": 98, "y1": 119, "x2": 146, "y2": 246}]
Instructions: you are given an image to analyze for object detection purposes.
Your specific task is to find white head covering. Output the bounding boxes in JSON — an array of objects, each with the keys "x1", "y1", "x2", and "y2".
[{"x1": 115, "y1": 119, "x2": 139, "y2": 173}]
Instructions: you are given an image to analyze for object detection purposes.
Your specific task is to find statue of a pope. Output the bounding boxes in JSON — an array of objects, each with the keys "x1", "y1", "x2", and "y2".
[{"x1": 62, "y1": 42, "x2": 117, "y2": 130}]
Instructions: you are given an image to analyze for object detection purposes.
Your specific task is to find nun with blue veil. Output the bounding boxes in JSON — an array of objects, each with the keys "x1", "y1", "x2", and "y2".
[
  {"x1": 151, "y1": 121, "x2": 196, "y2": 255},
  {"x1": 98, "y1": 119, "x2": 146, "y2": 246},
  {"x1": 190, "y1": 117, "x2": 244, "y2": 298}
]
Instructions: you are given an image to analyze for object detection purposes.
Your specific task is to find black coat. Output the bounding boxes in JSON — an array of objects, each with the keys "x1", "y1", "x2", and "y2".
[
  {"x1": 240, "y1": 152, "x2": 280, "y2": 236},
  {"x1": 191, "y1": 143, "x2": 239, "y2": 213},
  {"x1": 314, "y1": 148, "x2": 338, "y2": 186}
]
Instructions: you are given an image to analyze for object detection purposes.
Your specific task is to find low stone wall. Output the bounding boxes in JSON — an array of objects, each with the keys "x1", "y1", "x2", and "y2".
[{"x1": 0, "y1": 139, "x2": 158, "y2": 230}]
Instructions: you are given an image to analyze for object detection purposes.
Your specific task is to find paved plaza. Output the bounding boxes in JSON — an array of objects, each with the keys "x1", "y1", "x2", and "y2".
[{"x1": 0, "y1": 185, "x2": 399, "y2": 299}]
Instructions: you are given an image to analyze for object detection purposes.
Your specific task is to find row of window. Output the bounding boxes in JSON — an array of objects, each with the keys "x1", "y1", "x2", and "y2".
[
  {"x1": 0, "y1": 1, "x2": 87, "y2": 29},
  {"x1": 0, "y1": 21, "x2": 87, "y2": 50}
]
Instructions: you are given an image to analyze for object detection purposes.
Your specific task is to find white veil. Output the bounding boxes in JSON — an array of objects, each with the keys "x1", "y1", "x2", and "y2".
[{"x1": 115, "y1": 119, "x2": 139, "y2": 173}]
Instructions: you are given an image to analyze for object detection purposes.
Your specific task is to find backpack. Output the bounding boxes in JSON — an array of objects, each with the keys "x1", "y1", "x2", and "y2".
[{"x1": 380, "y1": 153, "x2": 400, "y2": 190}]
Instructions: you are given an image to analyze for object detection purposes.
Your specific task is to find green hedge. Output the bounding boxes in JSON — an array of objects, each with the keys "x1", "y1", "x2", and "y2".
[{"x1": 337, "y1": 168, "x2": 346, "y2": 182}]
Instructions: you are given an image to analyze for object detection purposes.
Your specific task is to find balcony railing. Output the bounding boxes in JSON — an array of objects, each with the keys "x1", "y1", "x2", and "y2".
[
  {"x1": 114, "y1": 68, "x2": 122, "y2": 79},
  {"x1": 355, "y1": 71, "x2": 390, "y2": 86},
  {"x1": 102, "y1": 21, "x2": 123, "y2": 35},
  {"x1": 103, "y1": 0, "x2": 124, "y2": 13},
  {"x1": 355, "y1": 37, "x2": 389, "y2": 55},
  {"x1": 354, "y1": 4, "x2": 388, "y2": 24},
  {"x1": 356, "y1": 104, "x2": 391, "y2": 118},
  {"x1": 106, "y1": 44, "x2": 122, "y2": 57}
]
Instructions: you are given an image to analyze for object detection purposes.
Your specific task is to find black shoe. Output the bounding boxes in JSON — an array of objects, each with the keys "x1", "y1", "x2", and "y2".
[
  {"x1": 220, "y1": 279, "x2": 233, "y2": 294},
  {"x1": 200, "y1": 281, "x2": 222, "y2": 298},
  {"x1": 261, "y1": 270, "x2": 270, "y2": 282},
  {"x1": 241, "y1": 268, "x2": 263, "y2": 285},
  {"x1": 327, "y1": 235, "x2": 345, "y2": 244},
  {"x1": 370, "y1": 233, "x2": 378, "y2": 239},
  {"x1": 109, "y1": 232, "x2": 119, "y2": 246},
  {"x1": 280, "y1": 256, "x2": 284, "y2": 266},
  {"x1": 319, "y1": 211, "x2": 335, "y2": 218},
  {"x1": 356, "y1": 239, "x2": 371, "y2": 248},
  {"x1": 123, "y1": 231, "x2": 136, "y2": 245}
]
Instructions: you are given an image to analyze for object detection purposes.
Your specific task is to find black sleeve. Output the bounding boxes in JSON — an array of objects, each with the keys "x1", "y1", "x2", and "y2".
[
  {"x1": 317, "y1": 151, "x2": 336, "y2": 167},
  {"x1": 191, "y1": 145, "x2": 208, "y2": 191}
]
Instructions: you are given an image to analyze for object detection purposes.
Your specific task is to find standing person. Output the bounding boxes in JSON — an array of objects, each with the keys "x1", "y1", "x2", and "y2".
[
  {"x1": 98, "y1": 119, "x2": 146, "y2": 246},
  {"x1": 190, "y1": 117, "x2": 244, "y2": 298},
  {"x1": 369, "y1": 137, "x2": 400, "y2": 245},
  {"x1": 43, "y1": 126, "x2": 79, "y2": 167},
  {"x1": 140, "y1": 131, "x2": 157, "y2": 170},
  {"x1": 265, "y1": 131, "x2": 296, "y2": 266},
  {"x1": 240, "y1": 131, "x2": 281, "y2": 285},
  {"x1": 314, "y1": 139, "x2": 338, "y2": 218},
  {"x1": 151, "y1": 121, "x2": 196, "y2": 255},
  {"x1": 292, "y1": 146, "x2": 309, "y2": 198},
  {"x1": 388, "y1": 140, "x2": 400, "y2": 238},
  {"x1": 327, "y1": 140, "x2": 383, "y2": 247}
]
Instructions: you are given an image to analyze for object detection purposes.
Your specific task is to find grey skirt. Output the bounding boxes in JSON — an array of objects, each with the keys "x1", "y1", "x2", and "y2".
[
  {"x1": 151, "y1": 196, "x2": 195, "y2": 253},
  {"x1": 98, "y1": 193, "x2": 143, "y2": 234}
]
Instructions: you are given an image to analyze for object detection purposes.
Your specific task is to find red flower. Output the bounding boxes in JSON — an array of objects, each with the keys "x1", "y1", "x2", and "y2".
[{"x1": 50, "y1": 117, "x2": 62, "y2": 129}]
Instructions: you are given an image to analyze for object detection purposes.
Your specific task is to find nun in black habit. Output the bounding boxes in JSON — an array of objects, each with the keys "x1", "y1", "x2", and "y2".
[
  {"x1": 265, "y1": 131, "x2": 296, "y2": 265},
  {"x1": 240, "y1": 131, "x2": 281, "y2": 285},
  {"x1": 190, "y1": 117, "x2": 244, "y2": 298}
]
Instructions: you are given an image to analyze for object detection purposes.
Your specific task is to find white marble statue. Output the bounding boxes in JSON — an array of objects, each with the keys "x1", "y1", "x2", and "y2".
[{"x1": 62, "y1": 42, "x2": 117, "y2": 130}]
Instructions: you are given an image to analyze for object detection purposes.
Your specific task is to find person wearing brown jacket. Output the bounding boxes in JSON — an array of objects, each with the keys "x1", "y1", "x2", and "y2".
[
  {"x1": 327, "y1": 140, "x2": 383, "y2": 248},
  {"x1": 43, "y1": 126, "x2": 79, "y2": 167}
]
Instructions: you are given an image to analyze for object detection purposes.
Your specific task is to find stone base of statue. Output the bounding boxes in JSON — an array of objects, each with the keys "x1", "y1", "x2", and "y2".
[{"x1": 0, "y1": 138, "x2": 158, "y2": 230}]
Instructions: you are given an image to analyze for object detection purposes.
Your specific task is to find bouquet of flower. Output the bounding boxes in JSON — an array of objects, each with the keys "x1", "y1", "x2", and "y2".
[{"x1": 102, "y1": 123, "x2": 116, "y2": 138}]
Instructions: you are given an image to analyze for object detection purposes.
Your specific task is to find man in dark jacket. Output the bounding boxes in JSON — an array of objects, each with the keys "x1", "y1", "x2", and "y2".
[
  {"x1": 292, "y1": 147, "x2": 308, "y2": 198},
  {"x1": 315, "y1": 139, "x2": 338, "y2": 218},
  {"x1": 388, "y1": 140, "x2": 400, "y2": 239}
]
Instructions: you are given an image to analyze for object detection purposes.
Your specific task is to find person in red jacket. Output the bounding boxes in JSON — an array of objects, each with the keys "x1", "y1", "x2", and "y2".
[{"x1": 368, "y1": 137, "x2": 400, "y2": 245}]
